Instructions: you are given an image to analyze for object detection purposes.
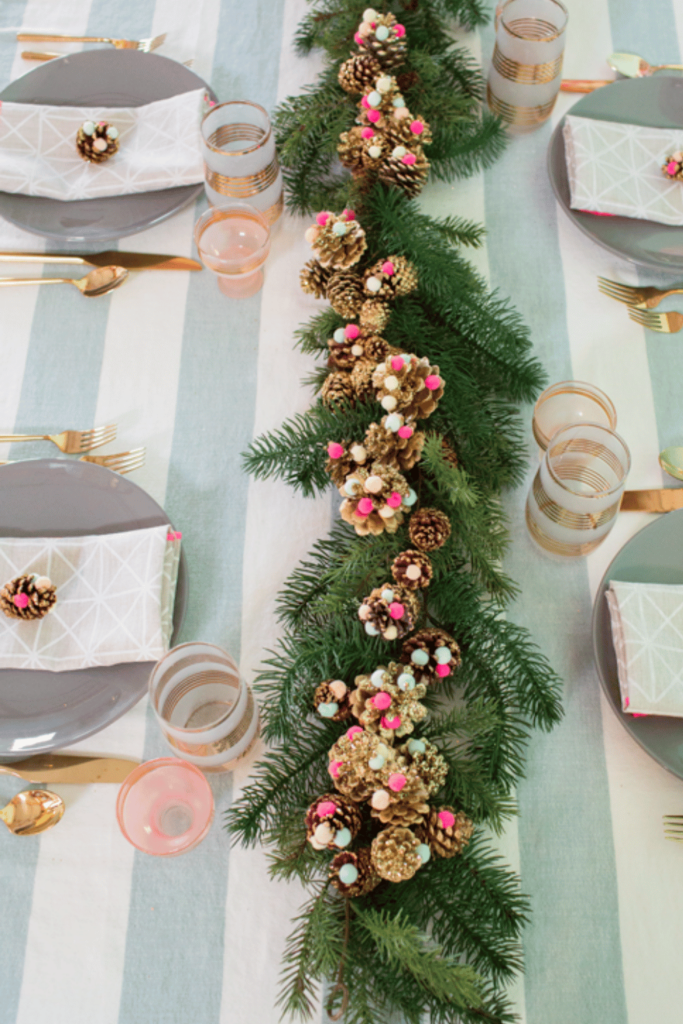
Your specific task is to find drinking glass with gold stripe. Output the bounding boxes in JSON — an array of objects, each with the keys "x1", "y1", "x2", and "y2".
[
  {"x1": 525, "y1": 423, "x2": 630, "y2": 557},
  {"x1": 487, "y1": 0, "x2": 568, "y2": 132},
  {"x1": 201, "y1": 100, "x2": 283, "y2": 223}
]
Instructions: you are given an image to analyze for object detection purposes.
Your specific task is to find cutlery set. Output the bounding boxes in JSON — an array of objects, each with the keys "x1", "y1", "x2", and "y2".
[
  {"x1": 599, "y1": 277, "x2": 683, "y2": 335},
  {"x1": 0, "y1": 251, "x2": 201, "y2": 292},
  {"x1": 562, "y1": 50, "x2": 683, "y2": 92}
]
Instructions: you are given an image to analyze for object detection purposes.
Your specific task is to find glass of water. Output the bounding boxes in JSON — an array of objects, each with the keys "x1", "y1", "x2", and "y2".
[
  {"x1": 149, "y1": 641, "x2": 259, "y2": 773},
  {"x1": 194, "y1": 202, "x2": 271, "y2": 298}
]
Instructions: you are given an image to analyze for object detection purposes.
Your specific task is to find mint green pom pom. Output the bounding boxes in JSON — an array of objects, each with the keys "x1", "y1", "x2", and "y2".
[
  {"x1": 408, "y1": 738, "x2": 426, "y2": 754},
  {"x1": 369, "y1": 755, "x2": 385, "y2": 770},
  {"x1": 339, "y1": 863, "x2": 358, "y2": 885},
  {"x1": 332, "y1": 221, "x2": 348, "y2": 236},
  {"x1": 335, "y1": 827, "x2": 352, "y2": 848},
  {"x1": 375, "y1": 25, "x2": 390, "y2": 40},
  {"x1": 411, "y1": 649, "x2": 429, "y2": 666},
  {"x1": 318, "y1": 702, "x2": 339, "y2": 718},
  {"x1": 435, "y1": 646, "x2": 452, "y2": 664},
  {"x1": 417, "y1": 843, "x2": 431, "y2": 864}
]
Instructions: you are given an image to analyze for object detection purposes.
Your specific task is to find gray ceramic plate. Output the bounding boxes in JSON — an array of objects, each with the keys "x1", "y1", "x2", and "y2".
[
  {"x1": 548, "y1": 76, "x2": 683, "y2": 271},
  {"x1": 593, "y1": 509, "x2": 683, "y2": 780},
  {"x1": 0, "y1": 50, "x2": 215, "y2": 242},
  {"x1": 0, "y1": 459, "x2": 187, "y2": 761}
]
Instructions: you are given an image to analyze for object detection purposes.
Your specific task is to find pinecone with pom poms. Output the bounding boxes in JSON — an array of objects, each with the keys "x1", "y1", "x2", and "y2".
[
  {"x1": 76, "y1": 120, "x2": 119, "y2": 163},
  {"x1": 339, "y1": 462, "x2": 410, "y2": 537},
  {"x1": 364, "y1": 255, "x2": 418, "y2": 301},
  {"x1": 350, "y1": 661, "x2": 427, "y2": 740},
  {"x1": 330, "y1": 848, "x2": 381, "y2": 896},
  {"x1": 401, "y1": 627, "x2": 462, "y2": 684},
  {"x1": 313, "y1": 679, "x2": 353, "y2": 722},
  {"x1": 321, "y1": 371, "x2": 356, "y2": 409},
  {"x1": 338, "y1": 54, "x2": 382, "y2": 94},
  {"x1": 370, "y1": 772, "x2": 430, "y2": 826},
  {"x1": 350, "y1": 358, "x2": 377, "y2": 402},
  {"x1": 400, "y1": 738, "x2": 448, "y2": 796},
  {"x1": 359, "y1": 298, "x2": 391, "y2": 333},
  {"x1": 363, "y1": 420, "x2": 425, "y2": 471},
  {"x1": 408, "y1": 507, "x2": 451, "y2": 552},
  {"x1": 357, "y1": 583, "x2": 419, "y2": 642},
  {"x1": 372, "y1": 353, "x2": 444, "y2": 420},
  {"x1": 384, "y1": 116, "x2": 433, "y2": 150},
  {"x1": 371, "y1": 825, "x2": 422, "y2": 882},
  {"x1": 0, "y1": 574, "x2": 57, "y2": 621},
  {"x1": 325, "y1": 440, "x2": 369, "y2": 488},
  {"x1": 305, "y1": 793, "x2": 362, "y2": 851},
  {"x1": 326, "y1": 269, "x2": 365, "y2": 319},
  {"x1": 329, "y1": 727, "x2": 396, "y2": 802},
  {"x1": 357, "y1": 13, "x2": 408, "y2": 72},
  {"x1": 416, "y1": 806, "x2": 473, "y2": 858},
  {"x1": 307, "y1": 212, "x2": 366, "y2": 269},
  {"x1": 378, "y1": 150, "x2": 430, "y2": 199},
  {"x1": 299, "y1": 259, "x2": 331, "y2": 299},
  {"x1": 337, "y1": 127, "x2": 365, "y2": 171},
  {"x1": 391, "y1": 550, "x2": 433, "y2": 591}
]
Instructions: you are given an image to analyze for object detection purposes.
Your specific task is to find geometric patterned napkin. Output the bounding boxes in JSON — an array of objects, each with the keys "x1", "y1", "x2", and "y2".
[
  {"x1": 606, "y1": 580, "x2": 683, "y2": 716},
  {"x1": 0, "y1": 88, "x2": 205, "y2": 201},
  {"x1": 0, "y1": 525, "x2": 181, "y2": 672},
  {"x1": 564, "y1": 114, "x2": 683, "y2": 225}
]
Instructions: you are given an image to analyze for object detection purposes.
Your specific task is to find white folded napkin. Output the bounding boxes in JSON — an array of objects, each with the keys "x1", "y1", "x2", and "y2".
[
  {"x1": 0, "y1": 88, "x2": 206, "y2": 201},
  {"x1": 606, "y1": 580, "x2": 683, "y2": 716},
  {"x1": 563, "y1": 114, "x2": 683, "y2": 225},
  {"x1": 0, "y1": 525, "x2": 181, "y2": 672}
]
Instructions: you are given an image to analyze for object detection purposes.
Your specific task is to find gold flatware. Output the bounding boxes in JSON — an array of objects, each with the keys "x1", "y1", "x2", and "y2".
[
  {"x1": 599, "y1": 277, "x2": 683, "y2": 309},
  {"x1": 21, "y1": 51, "x2": 194, "y2": 68},
  {"x1": 0, "y1": 265, "x2": 128, "y2": 296},
  {"x1": 621, "y1": 488, "x2": 683, "y2": 512},
  {"x1": 628, "y1": 308, "x2": 683, "y2": 333},
  {"x1": 17, "y1": 31, "x2": 167, "y2": 53},
  {"x1": 0, "y1": 447, "x2": 145, "y2": 474},
  {"x1": 608, "y1": 51, "x2": 683, "y2": 78},
  {"x1": 560, "y1": 79, "x2": 614, "y2": 92},
  {"x1": 664, "y1": 814, "x2": 683, "y2": 840},
  {"x1": 0, "y1": 250, "x2": 201, "y2": 272},
  {"x1": 0, "y1": 754, "x2": 140, "y2": 784},
  {"x1": 0, "y1": 789, "x2": 64, "y2": 835},
  {"x1": 659, "y1": 447, "x2": 683, "y2": 482},
  {"x1": 0, "y1": 424, "x2": 116, "y2": 454}
]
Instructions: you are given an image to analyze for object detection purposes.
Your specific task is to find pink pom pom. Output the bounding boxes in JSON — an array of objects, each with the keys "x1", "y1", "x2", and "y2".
[
  {"x1": 435, "y1": 663, "x2": 451, "y2": 678},
  {"x1": 357, "y1": 497, "x2": 374, "y2": 516},
  {"x1": 381, "y1": 715, "x2": 401, "y2": 730},
  {"x1": 394, "y1": 23, "x2": 406, "y2": 37},
  {"x1": 13, "y1": 593, "x2": 29, "y2": 609},
  {"x1": 425, "y1": 374, "x2": 441, "y2": 390},
  {"x1": 361, "y1": 127, "x2": 375, "y2": 139},
  {"x1": 387, "y1": 491, "x2": 402, "y2": 509},
  {"x1": 317, "y1": 800, "x2": 337, "y2": 818},
  {"x1": 402, "y1": 152, "x2": 417, "y2": 165},
  {"x1": 343, "y1": 208, "x2": 356, "y2": 220},
  {"x1": 389, "y1": 602, "x2": 405, "y2": 620},
  {"x1": 390, "y1": 356, "x2": 404, "y2": 371},
  {"x1": 327, "y1": 442, "x2": 344, "y2": 459},
  {"x1": 367, "y1": 110, "x2": 381, "y2": 124},
  {"x1": 329, "y1": 760, "x2": 343, "y2": 778},
  {"x1": 316, "y1": 211, "x2": 330, "y2": 226},
  {"x1": 667, "y1": 160, "x2": 678, "y2": 175},
  {"x1": 372, "y1": 692, "x2": 392, "y2": 710},
  {"x1": 438, "y1": 810, "x2": 455, "y2": 829},
  {"x1": 388, "y1": 773, "x2": 407, "y2": 792},
  {"x1": 346, "y1": 726, "x2": 364, "y2": 739},
  {"x1": 354, "y1": 32, "x2": 364, "y2": 44},
  {"x1": 345, "y1": 323, "x2": 360, "y2": 339},
  {"x1": 381, "y1": 261, "x2": 395, "y2": 276},
  {"x1": 410, "y1": 120, "x2": 424, "y2": 136},
  {"x1": 361, "y1": 96, "x2": 371, "y2": 109},
  {"x1": 397, "y1": 425, "x2": 413, "y2": 439}
]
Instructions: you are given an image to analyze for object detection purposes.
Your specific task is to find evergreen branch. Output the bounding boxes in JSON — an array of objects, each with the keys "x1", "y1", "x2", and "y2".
[{"x1": 277, "y1": 884, "x2": 346, "y2": 1020}]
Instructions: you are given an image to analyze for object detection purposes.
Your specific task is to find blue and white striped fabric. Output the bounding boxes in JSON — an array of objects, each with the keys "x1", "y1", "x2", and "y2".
[{"x1": 1, "y1": 0, "x2": 683, "y2": 1022}]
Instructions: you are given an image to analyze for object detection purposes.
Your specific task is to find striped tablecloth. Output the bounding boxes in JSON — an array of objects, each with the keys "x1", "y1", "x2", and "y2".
[{"x1": 1, "y1": 0, "x2": 683, "y2": 1022}]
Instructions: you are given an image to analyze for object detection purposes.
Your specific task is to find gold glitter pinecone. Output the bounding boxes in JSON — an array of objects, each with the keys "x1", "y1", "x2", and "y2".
[
  {"x1": 416, "y1": 806, "x2": 473, "y2": 858},
  {"x1": 326, "y1": 269, "x2": 365, "y2": 319},
  {"x1": 364, "y1": 256, "x2": 418, "y2": 301},
  {"x1": 325, "y1": 442, "x2": 369, "y2": 488},
  {"x1": 329, "y1": 729, "x2": 395, "y2": 802},
  {"x1": 300, "y1": 259, "x2": 332, "y2": 299},
  {"x1": 391, "y1": 550, "x2": 433, "y2": 590},
  {"x1": 378, "y1": 151, "x2": 430, "y2": 199},
  {"x1": 363, "y1": 420, "x2": 425, "y2": 471},
  {"x1": 383, "y1": 116, "x2": 433, "y2": 150},
  {"x1": 358, "y1": 15, "x2": 408, "y2": 72},
  {"x1": 350, "y1": 662, "x2": 426, "y2": 740},
  {"x1": 372, "y1": 355, "x2": 444, "y2": 420},
  {"x1": 337, "y1": 127, "x2": 366, "y2": 171},
  {"x1": 0, "y1": 574, "x2": 57, "y2": 621},
  {"x1": 370, "y1": 774, "x2": 430, "y2": 827},
  {"x1": 408, "y1": 508, "x2": 451, "y2": 552},
  {"x1": 399, "y1": 739, "x2": 448, "y2": 796},
  {"x1": 330, "y1": 848, "x2": 381, "y2": 897},
  {"x1": 305, "y1": 792, "x2": 362, "y2": 850},
  {"x1": 401, "y1": 627, "x2": 462, "y2": 683},
  {"x1": 76, "y1": 121, "x2": 119, "y2": 163},
  {"x1": 339, "y1": 461, "x2": 410, "y2": 538},
  {"x1": 350, "y1": 358, "x2": 378, "y2": 401},
  {"x1": 338, "y1": 54, "x2": 383, "y2": 94},
  {"x1": 358, "y1": 583, "x2": 420, "y2": 642},
  {"x1": 360, "y1": 298, "x2": 391, "y2": 333},
  {"x1": 312, "y1": 215, "x2": 367, "y2": 269},
  {"x1": 371, "y1": 825, "x2": 422, "y2": 882},
  {"x1": 321, "y1": 371, "x2": 356, "y2": 409},
  {"x1": 313, "y1": 679, "x2": 353, "y2": 722}
]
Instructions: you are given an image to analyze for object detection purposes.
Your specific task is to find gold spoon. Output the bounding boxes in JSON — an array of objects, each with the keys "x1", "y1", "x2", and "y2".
[
  {"x1": 0, "y1": 789, "x2": 65, "y2": 835},
  {"x1": 659, "y1": 446, "x2": 683, "y2": 482},
  {"x1": 608, "y1": 52, "x2": 683, "y2": 78},
  {"x1": 0, "y1": 264, "x2": 128, "y2": 296}
]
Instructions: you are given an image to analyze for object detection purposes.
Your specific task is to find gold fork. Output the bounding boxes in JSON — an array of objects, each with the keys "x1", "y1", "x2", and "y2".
[
  {"x1": 17, "y1": 31, "x2": 166, "y2": 52},
  {"x1": 22, "y1": 51, "x2": 193, "y2": 67},
  {"x1": 0, "y1": 448, "x2": 145, "y2": 474},
  {"x1": 0, "y1": 425, "x2": 116, "y2": 454},
  {"x1": 598, "y1": 276, "x2": 683, "y2": 309},
  {"x1": 663, "y1": 815, "x2": 683, "y2": 840},
  {"x1": 628, "y1": 307, "x2": 683, "y2": 333}
]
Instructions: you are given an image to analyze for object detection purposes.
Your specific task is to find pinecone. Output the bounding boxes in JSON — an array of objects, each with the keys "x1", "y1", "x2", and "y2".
[
  {"x1": 327, "y1": 269, "x2": 365, "y2": 319},
  {"x1": 399, "y1": 738, "x2": 448, "y2": 797},
  {"x1": 338, "y1": 54, "x2": 383, "y2": 94},
  {"x1": 330, "y1": 848, "x2": 382, "y2": 896},
  {"x1": 337, "y1": 127, "x2": 366, "y2": 171},
  {"x1": 441, "y1": 439, "x2": 459, "y2": 467},
  {"x1": 391, "y1": 550, "x2": 433, "y2": 590},
  {"x1": 663, "y1": 153, "x2": 683, "y2": 181},
  {"x1": 378, "y1": 150, "x2": 430, "y2": 199},
  {"x1": 363, "y1": 420, "x2": 425, "y2": 472},
  {"x1": 308, "y1": 212, "x2": 367, "y2": 269},
  {"x1": 350, "y1": 661, "x2": 427, "y2": 740},
  {"x1": 299, "y1": 259, "x2": 332, "y2": 299},
  {"x1": 325, "y1": 441, "x2": 369, "y2": 488},
  {"x1": 371, "y1": 825, "x2": 422, "y2": 882},
  {"x1": 401, "y1": 627, "x2": 462, "y2": 684},
  {"x1": 76, "y1": 120, "x2": 119, "y2": 163},
  {"x1": 328, "y1": 337, "x2": 358, "y2": 371},
  {"x1": 357, "y1": 14, "x2": 408, "y2": 72},
  {"x1": 360, "y1": 298, "x2": 391, "y2": 333},
  {"x1": 364, "y1": 255, "x2": 418, "y2": 301},
  {"x1": 396, "y1": 70, "x2": 420, "y2": 92},
  {"x1": 408, "y1": 508, "x2": 452, "y2": 552},
  {"x1": 383, "y1": 116, "x2": 433, "y2": 150},
  {"x1": 329, "y1": 727, "x2": 395, "y2": 801},
  {"x1": 305, "y1": 792, "x2": 362, "y2": 851},
  {"x1": 370, "y1": 772, "x2": 430, "y2": 826},
  {"x1": 0, "y1": 574, "x2": 57, "y2": 621},
  {"x1": 357, "y1": 583, "x2": 420, "y2": 642},
  {"x1": 416, "y1": 806, "x2": 473, "y2": 858},
  {"x1": 350, "y1": 358, "x2": 377, "y2": 401},
  {"x1": 372, "y1": 354, "x2": 444, "y2": 419},
  {"x1": 339, "y1": 462, "x2": 410, "y2": 537},
  {"x1": 321, "y1": 371, "x2": 356, "y2": 409},
  {"x1": 314, "y1": 679, "x2": 353, "y2": 722}
]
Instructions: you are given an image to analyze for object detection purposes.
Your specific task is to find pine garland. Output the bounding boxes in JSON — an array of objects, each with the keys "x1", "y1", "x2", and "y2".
[{"x1": 227, "y1": 3, "x2": 563, "y2": 1022}]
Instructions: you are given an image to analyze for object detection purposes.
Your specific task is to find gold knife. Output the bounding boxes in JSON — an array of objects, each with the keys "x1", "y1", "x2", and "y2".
[
  {"x1": 0, "y1": 754, "x2": 139, "y2": 784},
  {"x1": 621, "y1": 489, "x2": 683, "y2": 513},
  {"x1": 0, "y1": 251, "x2": 202, "y2": 271}
]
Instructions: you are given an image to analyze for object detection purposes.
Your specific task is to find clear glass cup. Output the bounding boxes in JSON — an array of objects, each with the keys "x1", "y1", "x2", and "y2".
[
  {"x1": 525, "y1": 423, "x2": 631, "y2": 557},
  {"x1": 200, "y1": 100, "x2": 283, "y2": 224},
  {"x1": 532, "y1": 381, "x2": 617, "y2": 453},
  {"x1": 149, "y1": 641, "x2": 259, "y2": 773},
  {"x1": 487, "y1": 0, "x2": 568, "y2": 132},
  {"x1": 116, "y1": 758, "x2": 214, "y2": 857},
  {"x1": 194, "y1": 202, "x2": 271, "y2": 298}
]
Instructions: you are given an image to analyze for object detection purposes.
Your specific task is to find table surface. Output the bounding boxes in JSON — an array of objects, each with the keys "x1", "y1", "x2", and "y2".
[{"x1": 2, "y1": 0, "x2": 683, "y2": 1022}]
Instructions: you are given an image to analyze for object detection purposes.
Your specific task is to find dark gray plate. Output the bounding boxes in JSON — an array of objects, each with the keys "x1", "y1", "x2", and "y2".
[
  {"x1": 593, "y1": 510, "x2": 683, "y2": 780},
  {"x1": 0, "y1": 459, "x2": 187, "y2": 761},
  {"x1": 548, "y1": 76, "x2": 683, "y2": 271},
  {"x1": 0, "y1": 50, "x2": 215, "y2": 243}
]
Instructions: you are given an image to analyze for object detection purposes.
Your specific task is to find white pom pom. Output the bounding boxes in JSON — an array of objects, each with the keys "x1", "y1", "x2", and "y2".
[
  {"x1": 376, "y1": 76, "x2": 392, "y2": 93},
  {"x1": 366, "y1": 276, "x2": 381, "y2": 293},
  {"x1": 305, "y1": 226, "x2": 319, "y2": 244},
  {"x1": 378, "y1": 505, "x2": 395, "y2": 519},
  {"x1": 381, "y1": 395, "x2": 397, "y2": 411},
  {"x1": 384, "y1": 375, "x2": 399, "y2": 390},
  {"x1": 383, "y1": 625, "x2": 398, "y2": 640},
  {"x1": 350, "y1": 444, "x2": 367, "y2": 463},
  {"x1": 371, "y1": 790, "x2": 391, "y2": 810},
  {"x1": 363, "y1": 7, "x2": 379, "y2": 21},
  {"x1": 368, "y1": 145, "x2": 382, "y2": 159},
  {"x1": 364, "y1": 475, "x2": 384, "y2": 494}
]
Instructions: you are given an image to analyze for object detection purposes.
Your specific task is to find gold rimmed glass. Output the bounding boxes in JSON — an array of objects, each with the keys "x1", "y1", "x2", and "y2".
[
  {"x1": 532, "y1": 381, "x2": 617, "y2": 453},
  {"x1": 487, "y1": 0, "x2": 568, "y2": 132},
  {"x1": 194, "y1": 202, "x2": 271, "y2": 298}
]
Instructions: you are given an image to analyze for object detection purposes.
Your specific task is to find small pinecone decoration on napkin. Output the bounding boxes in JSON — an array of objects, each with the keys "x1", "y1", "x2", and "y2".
[
  {"x1": 391, "y1": 549, "x2": 433, "y2": 590},
  {"x1": 416, "y1": 806, "x2": 473, "y2": 858},
  {"x1": 300, "y1": 259, "x2": 332, "y2": 299},
  {"x1": 357, "y1": 12, "x2": 407, "y2": 72},
  {"x1": 370, "y1": 771, "x2": 430, "y2": 827},
  {"x1": 402, "y1": 627, "x2": 462, "y2": 683},
  {"x1": 663, "y1": 152, "x2": 683, "y2": 181},
  {"x1": 378, "y1": 149, "x2": 430, "y2": 199},
  {"x1": 305, "y1": 211, "x2": 367, "y2": 270},
  {"x1": 357, "y1": 583, "x2": 419, "y2": 641},
  {"x1": 360, "y1": 298, "x2": 391, "y2": 333},
  {"x1": 76, "y1": 120, "x2": 120, "y2": 163},
  {"x1": 321, "y1": 371, "x2": 356, "y2": 409},
  {"x1": 314, "y1": 679, "x2": 353, "y2": 722},
  {"x1": 326, "y1": 269, "x2": 365, "y2": 319},
  {"x1": 400, "y1": 738, "x2": 448, "y2": 796},
  {"x1": 305, "y1": 793, "x2": 362, "y2": 851},
  {"x1": 364, "y1": 256, "x2": 418, "y2": 301},
  {"x1": 330, "y1": 848, "x2": 381, "y2": 896},
  {"x1": 0, "y1": 574, "x2": 57, "y2": 621},
  {"x1": 408, "y1": 507, "x2": 451, "y2": 552},
  {"x1": 338, "y1": 54, "x2": 382, "y2": 93},
  {"x1": 337, "y1": 128, "x2": 366, "y2": 171},
  {"x1": 326, "y1": 441, "x2": 368, "y2": 488},
  {"x1": 363, "y1": 420, "x2": 424, "y2": 472},
  {"x1": 371, "y1": 825, "x2": 423, "y2": 882}
]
